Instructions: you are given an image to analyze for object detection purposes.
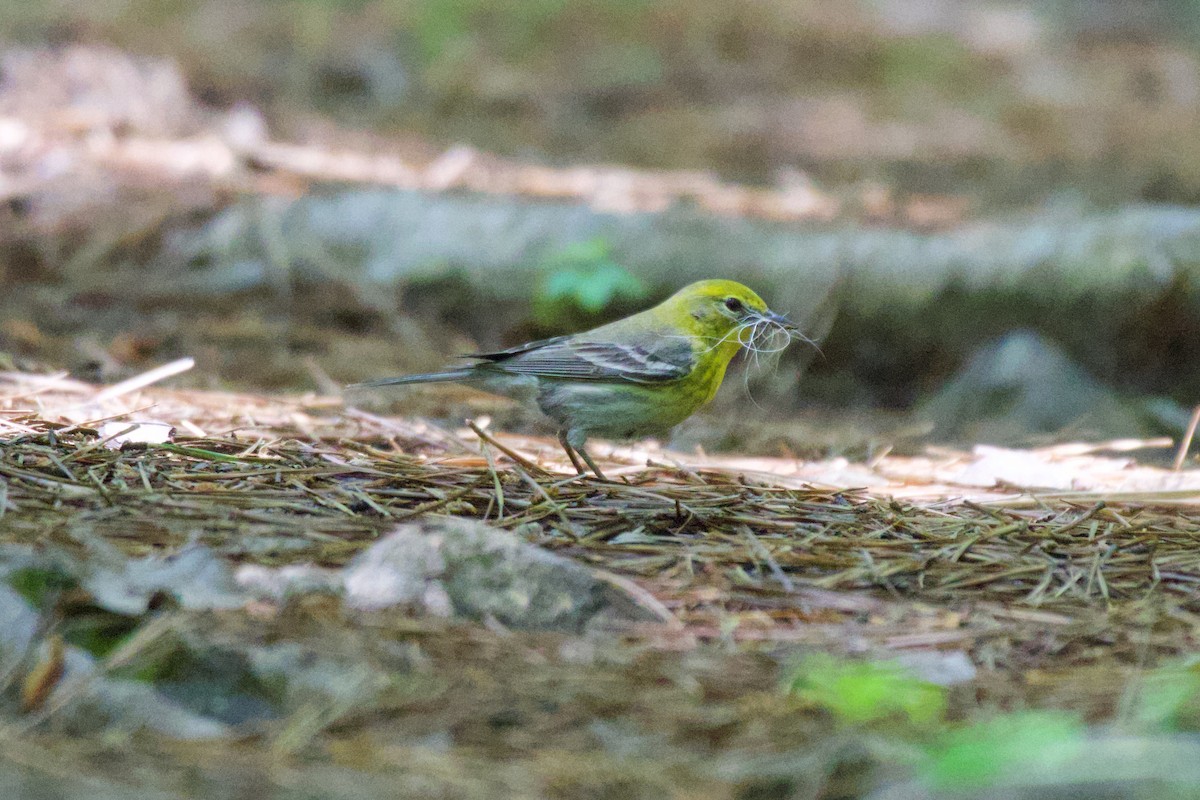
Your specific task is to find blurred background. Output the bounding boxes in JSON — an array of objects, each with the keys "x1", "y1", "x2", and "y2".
[
  {"x1": 8, "y1": 7, "x2": 1200, "y2": 798},
  {"x1": 5, "y1": 0, "x2": 1200, "y2": 456}
]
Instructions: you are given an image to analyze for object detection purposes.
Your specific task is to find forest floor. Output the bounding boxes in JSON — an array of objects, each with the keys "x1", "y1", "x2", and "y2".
[{"x1": 3, "y1": 369, "x2": 1200, "y2": 798}]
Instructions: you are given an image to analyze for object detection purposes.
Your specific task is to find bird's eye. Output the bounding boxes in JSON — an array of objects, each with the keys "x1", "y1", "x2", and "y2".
[{"x1": 724, "y1": 297, "x2": 744, "y2": 313}]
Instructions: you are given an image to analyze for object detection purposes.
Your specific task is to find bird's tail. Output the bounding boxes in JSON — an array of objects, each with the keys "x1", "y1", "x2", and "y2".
[{"x1": 349, "y1": 369, "x2": 475, "y2": 389}]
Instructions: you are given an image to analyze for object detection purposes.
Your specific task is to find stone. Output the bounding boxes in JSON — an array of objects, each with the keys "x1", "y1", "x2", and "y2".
[
  {"x1": 920, "y1": 329, "x2": 1147, "y2": 443},
  {"x1": 343, "y1": 517, "x2": 660, "y2": 632}
]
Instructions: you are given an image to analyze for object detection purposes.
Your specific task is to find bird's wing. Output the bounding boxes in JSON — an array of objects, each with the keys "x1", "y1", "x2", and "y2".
[
  {"x1": 468, "y1": 337, "x2": 694, "y2": 384},
  {"x1": 466, "y1": 334, "x2": 574, "y2": 361}
]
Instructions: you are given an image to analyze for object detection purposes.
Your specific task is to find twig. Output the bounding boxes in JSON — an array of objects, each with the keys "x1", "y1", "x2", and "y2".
[
  {"x1": 89, "y1": 357, "x2": 195, "y2": 404},
  {"x1": 467, "y1": 420, "x2": 553, "y2": 477},
  {"x1": 1173, "y1": 404, "x2": 1200, "y2": 471}
]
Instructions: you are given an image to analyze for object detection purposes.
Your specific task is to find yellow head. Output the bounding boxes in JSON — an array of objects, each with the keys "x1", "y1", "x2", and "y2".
[
  {"x1": 640, "y1": 279, "x2": 797, "y2": 405},
  {"x1": 656, "y1": 279, "x2": 793, "y2": 350}
]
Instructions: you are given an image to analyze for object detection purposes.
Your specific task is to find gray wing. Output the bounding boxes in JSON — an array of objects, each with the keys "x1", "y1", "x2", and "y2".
[{"x1": 467, "y1": 336, "x2": 694, "y2": 384}]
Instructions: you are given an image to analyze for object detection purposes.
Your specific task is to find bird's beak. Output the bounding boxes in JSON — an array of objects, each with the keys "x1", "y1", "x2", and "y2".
[{"x1": 764, "y1": 309, "x2": 798, "y2": 331}]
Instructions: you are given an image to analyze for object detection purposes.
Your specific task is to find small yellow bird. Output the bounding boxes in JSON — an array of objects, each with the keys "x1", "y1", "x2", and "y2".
[{"x1": 355, "y1": 279, "x2": 801, "y2": 478}]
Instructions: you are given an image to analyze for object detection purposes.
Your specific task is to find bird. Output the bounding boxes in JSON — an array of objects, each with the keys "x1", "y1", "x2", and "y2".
[{"x1": 352, "y1": 279, "x2": 803, "y2": 479}]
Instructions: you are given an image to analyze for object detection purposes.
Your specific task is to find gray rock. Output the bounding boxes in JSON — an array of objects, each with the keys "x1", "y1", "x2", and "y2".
[
  {"x1": 69, "y1": 677, "x2": 232, "y2": 740},
  {"x1": 920, "y1": 329, "x2": 1147, "y2": 443},
  {"x1": 235, "y1": 563, "x2": 343, "y2": 600},
  {"x1": 344, "y1": 517, "x2": 660, "y2": 632},
  {"x1": 82, "y1": 544, "x2": 246, "y2": 616}
]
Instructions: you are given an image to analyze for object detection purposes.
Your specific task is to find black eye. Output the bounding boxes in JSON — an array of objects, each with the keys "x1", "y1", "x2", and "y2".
[{"x1": 724, "y1": 297, "x2": 744, "y2": 313}]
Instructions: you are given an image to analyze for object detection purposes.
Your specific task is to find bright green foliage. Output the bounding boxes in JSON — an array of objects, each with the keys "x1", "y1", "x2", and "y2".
[
  {"x1": 784, "y1": 654, "x2": 947, "y2": 725},
  {"x1": 533, "y1": 239, "x2": 648, "y2": 327},
  {"x1": 923, "y1": 711, "x2": 1087, "y2": 789}
]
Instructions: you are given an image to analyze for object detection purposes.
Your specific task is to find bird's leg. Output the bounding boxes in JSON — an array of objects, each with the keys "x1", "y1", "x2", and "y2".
[
  {"x1": 558, "y1": 430, "x2": 589, "y2": 476},
  {"x1": 558, "y1": 430, "x2": 607, "y2": 480},
  {"x1": 576, "y1": 445, "x2": 608, "y2": 481}
]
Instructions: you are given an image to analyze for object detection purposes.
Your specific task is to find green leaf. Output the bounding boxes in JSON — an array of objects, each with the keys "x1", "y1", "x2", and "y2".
[
  {"x1": 534, "y1": 239, "x2": 648, "y2": 325},
  {"x1": 924, "y1": 711, "x2": 1086, "y2": 789},
  {"x1": 784, "y1": 654, "x2": 946, "y2": 725},
  {"x1": 61, "y1": 611, "x2": 142, "y2": 659},
  {"x1": 8, "y1": 566, "x2": 76, "y2": 609}
]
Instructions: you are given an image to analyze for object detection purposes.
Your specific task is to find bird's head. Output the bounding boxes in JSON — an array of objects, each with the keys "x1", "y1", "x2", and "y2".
[{"x1": 661, "y1": 280, "x2": 799, "y2": 356}]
